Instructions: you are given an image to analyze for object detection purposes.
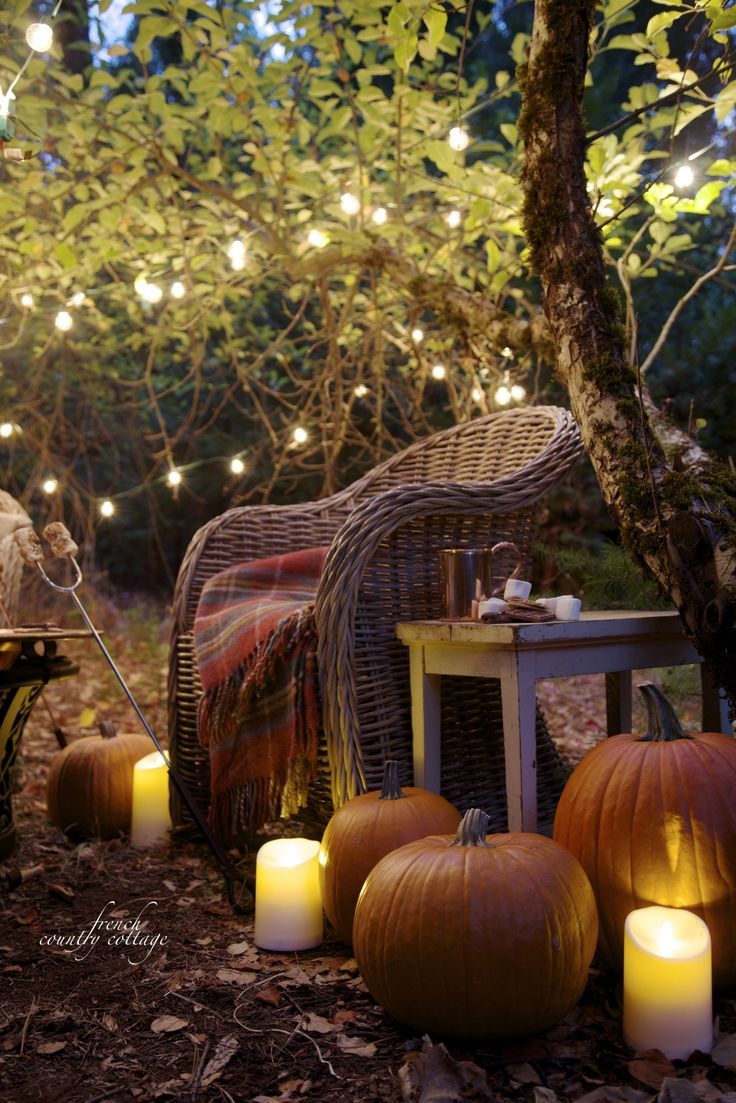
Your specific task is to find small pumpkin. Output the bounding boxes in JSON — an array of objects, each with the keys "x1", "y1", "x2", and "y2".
[
  {"x1": 353, "y1": 808, "x2": 598, "y2": 1039},
  {"x1": 47, "y1": 721, "x2": 153, "y2": 839},
  {"x1": 319, "y1": 760, "x2": 461, "y2": 945},
  {"x1": 553, "y1": 681, "x2": 736, "y2": 990}
]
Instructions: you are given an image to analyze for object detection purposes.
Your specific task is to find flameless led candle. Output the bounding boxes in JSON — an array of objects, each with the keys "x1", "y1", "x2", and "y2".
[
  {"x1": 623, "y1": 906, "x2": 712, "y2": 1060},
  {"x1": 254, "y1": 838, "x2": 323, "y2": 951},
  {"x1": 130, "y1": 751, "x2": 172, "y2": 848}
]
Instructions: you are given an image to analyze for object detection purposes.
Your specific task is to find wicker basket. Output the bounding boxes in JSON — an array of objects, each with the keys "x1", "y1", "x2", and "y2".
[{"x1": 168, "y1": 407, "x2": 582, "y2": 839}]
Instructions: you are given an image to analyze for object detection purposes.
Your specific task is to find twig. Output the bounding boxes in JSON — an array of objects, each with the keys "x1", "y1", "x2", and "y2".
[
  {"x1": 18, "y1": 997, "x2": 39, "y2": 1056},
  {"x1": 188, "y1": 1036, "x2": 211, "y2": 1099}
]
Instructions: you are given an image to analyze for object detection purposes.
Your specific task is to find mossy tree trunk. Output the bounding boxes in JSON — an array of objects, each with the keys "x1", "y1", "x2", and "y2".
[{"x1": 519, "y1": 0, "x2": 736, "y2": 710}]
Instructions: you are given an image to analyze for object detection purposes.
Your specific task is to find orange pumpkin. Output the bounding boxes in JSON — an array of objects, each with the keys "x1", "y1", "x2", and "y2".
[
  {"x1": 47, "y1": 721, "x2": 153, "y2": 839},
  {"x1": 553, "y1": 682, "x2": 736, "y2": 989},
  {"x1": 319, "y1": 760, "x2": 461, "y2": 945},
  {"x1": 353, "y1": 808, "x2": 598, "y2": 1039}
]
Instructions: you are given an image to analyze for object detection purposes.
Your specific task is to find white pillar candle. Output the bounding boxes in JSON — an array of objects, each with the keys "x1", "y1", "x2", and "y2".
[
  {"x1": 556, "y1": 595, "x2": 582, "y2": 621},
  {"x1": 479, "y1": 597, "x2": 507, "y2": 618},
  {"x1": 624, "y1": 906, "x2": 712, "y2": 1060},
  {"x1": 130, "y1": 751, "x2": 172, "y2": 848},
  {"x1": 504, "y1": 578, "x2": 532, "y2": 601},
  {"x1": 254, "y1": 838, "x2": 323, "y2": 951}
]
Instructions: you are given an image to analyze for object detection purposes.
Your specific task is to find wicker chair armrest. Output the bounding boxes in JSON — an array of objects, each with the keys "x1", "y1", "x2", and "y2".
[{"x1": 314, "y1": 475, "x2": 565, "y2": 806}]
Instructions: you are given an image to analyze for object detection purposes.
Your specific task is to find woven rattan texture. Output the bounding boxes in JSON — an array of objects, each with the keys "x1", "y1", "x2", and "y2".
[
  {"x1": 0, "y1": 491, "x2": 31, "y2": 625},
  {"x1": 168, "y1": 407, "x2": 582, "y2": 836}
]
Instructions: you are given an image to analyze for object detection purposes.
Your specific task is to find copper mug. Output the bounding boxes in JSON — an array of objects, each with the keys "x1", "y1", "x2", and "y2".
[{"x1": 439, "y1": 543, "x2": 522, "y2": 620}]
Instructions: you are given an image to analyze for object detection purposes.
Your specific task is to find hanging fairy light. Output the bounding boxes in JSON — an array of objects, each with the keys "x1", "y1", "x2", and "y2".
[
  {"x1": 42, "y1": 477, "x2": 58, "y2": 494},
  {"x1": 54, "y1": 310, "x2": 73, "y2": 332},
  {"x1": 26, "y1": 23, "x2": 54, "y2": 52},
  {"x1": 141, "y1": 282, "x2": 163, "y2": 304},
  {"x1": 20, "y1": 292, "x2": 33, "y2": 308},
  {"x1": 227, "y1": 239, "x2": 246, "y2": 270},
  {"x1": 293, "y1": 426, "x2": 308, "y2": 444},
  {"x1": 69, "y1": 291, "x2": 85, "y2": 306},
  {"x1": 0, "y1": 423, "x2": 14, "y2": 438},
  {"x1": 372, "y1": 206, "x2": 387, "y2": 226},
  {"x1": 448, "y1": 126, "x2": 469, "y2": 152},
  {"x1": 510, "y1": 383, "x2": 526, "y2": 402},
  {"x1": 340, "y1": 191, "x2": 360, "y2": 216},
  {"x1": 134, "y1": 275, "x2": 149, "y2": 298},
  {"x1": 501, "y1": 346, "x2": 513, "y2": 359},
  {"x1": 353, "y1": 384, "x2": 368, "y2": 398},
  {"x1": 307, "y1": 228, "x2": 328, "y2": 249},
  {"x1": 99, "y1": 499, "x2": 115, "y2": 518},
  {"x1": 494, "y1": 381, "x2": 511, "y2": 406},
  {"x1": 411, "y1": 327, "x2": 424, "y2": 343},
  {"x1": 471, "y1": 388, "x2": 482, "y2": 403},
  {"x1": 446, "y1": 209, "x2": 462, "y2": 229},
  {"x1": 166, "y1": 469, "x2": 182, "y2": 487},
  {"x1": 170, "y1": 281, "x2": 185, "y2": 299},
  {"x1": 674, "y1": 163, "x2": 694, "y2": 189},
  {"x1": 229, "y1": 457, "x2": 245, "y2": 474},
  {"x1": 431, "y1": 364, "x2": 447, "y2": 380}
]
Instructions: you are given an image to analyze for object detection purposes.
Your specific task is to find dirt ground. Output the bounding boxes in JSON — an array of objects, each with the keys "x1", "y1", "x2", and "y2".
[{"x1": 2, "y1": 598, "x2": 736, "y2": 1103}]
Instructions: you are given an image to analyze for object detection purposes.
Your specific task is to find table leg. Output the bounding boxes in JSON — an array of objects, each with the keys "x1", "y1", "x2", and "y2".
[
  {"x1": 409, "y1": 645, "x2": 442, "y2": 792},
  {"x1": 701, "y1": 665, "x2": 732, "y2": 734},
  {"x1": 498, "y1": 652, "x2": 538, "y2": 832},
  {"x1": 605, "y1": 671, "x2": 633, "y2": 734}
]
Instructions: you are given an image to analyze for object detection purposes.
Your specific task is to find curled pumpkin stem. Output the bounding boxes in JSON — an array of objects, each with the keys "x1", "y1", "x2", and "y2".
[
  {"x1": 450, "y1": 807, "x2": 492, "y2": 847},
  {"x1": 638, "y1": 682, "x2": 693, "y2": 743}
]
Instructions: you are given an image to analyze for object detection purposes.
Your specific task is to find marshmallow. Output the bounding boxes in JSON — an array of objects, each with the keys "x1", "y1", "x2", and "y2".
[
  {"x1": 504, "y1": 578, "x2": 532, "y2": 601},
  {"x1": 556, "y1": 595, "x2": 582, "y2": 621},
  {"x1": 478, "y1": 597, "x2": 507, "y2": 618},
  {"x1": 536, "y1": 597, "x2": 558, "y2": 614}
]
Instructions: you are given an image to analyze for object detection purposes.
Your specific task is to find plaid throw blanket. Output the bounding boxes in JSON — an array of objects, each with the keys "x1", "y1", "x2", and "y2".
[{"x1": 194, "y1": 546, "x2": 329, "y2": 838}]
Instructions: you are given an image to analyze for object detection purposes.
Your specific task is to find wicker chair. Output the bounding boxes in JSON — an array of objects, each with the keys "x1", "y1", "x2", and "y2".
[{"x1": 168, "y1": 406, "x2": 583, "y2": 838}]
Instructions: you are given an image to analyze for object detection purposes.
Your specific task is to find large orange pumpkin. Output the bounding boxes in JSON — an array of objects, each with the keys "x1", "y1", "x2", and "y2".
[
  {"x1": 553, "y1": 681, "x2": 736, "y2": 990},
  {"x1": 47, "y1": 721, "x2": 153, "y2": 839},
  {"x1": 319, "y1": 760, "x2": 460, "y2": 945},
  {"x1": 353, "y1": 808, "x2": 598, "y2": 1039}
]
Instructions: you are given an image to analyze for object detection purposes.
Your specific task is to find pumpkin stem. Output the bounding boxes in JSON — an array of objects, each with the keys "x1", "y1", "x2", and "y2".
[
  {"x1": 98, "y1": 720, "x2": 117, "y2": 740},
  {"x1": 380, "y1": 760, "x2": 404, "y2": 800},
  {"x1": 449, "y1": 808, "x2": 492, "y2": 847},
  {"x1": 637, "y1": 682, "x2": 693, "y2": 742}
]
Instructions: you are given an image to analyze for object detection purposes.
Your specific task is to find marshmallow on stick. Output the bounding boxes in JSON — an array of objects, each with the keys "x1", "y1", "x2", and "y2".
[
  {"x1": 13, "y1": 525, "x2": 45, "y2": 565},
  {"x1": 42, "y1": 522, "x2": 79, "y2": 560}
]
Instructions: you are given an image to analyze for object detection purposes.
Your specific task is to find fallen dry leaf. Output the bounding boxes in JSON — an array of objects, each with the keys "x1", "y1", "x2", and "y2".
[
  {"x1": 712, "y1": 1032, "x2": 736, "y2": 1068},
  {"x1": 628, "y1": 1050, "x2": 676, "y2": 1090},
  {"x1": 254, "y1": 986, "x2": 282, "y2": 1007},
  {"x1": 509, "y1": 1062, "x2": 541, "y2": 1085},
  {"x1": 399, "y1": 1037, "x2": 493, "y2": 1102},
  {"x1": 336, "y1": 1034, "x2": 377, "y2": 1058},
  {"x1": 150, "y1": 1015, "x2": 189, "y2": 1034},
  {"x1": 201, "y1": 1034, "x2": 239, "y2": 1086},
  {"x1": 533, "y1": 1088, "x2": 558, "y2": 1103},
  {"x1": 216, "y1": 968, "x2": 258, "y2": 985},
  {"x1": 657, "y1": 1078, "x2": 722, "y2": 1103},
  {"x1": 574, "y1": 1088, "x2": 650, "y2": 1103},
  {"x1": 227, "y1": 940, "x2": 250, "y2": 955},
  {"x1": 301, "y1": 1012, "x2": 338, "y2": 1035},
  {"x1": 47, "y1": 883, "x2": 75, "y2": 902},
  {"x1": 36, "y1": 1041, "x2": 67, "y2": 1055}
]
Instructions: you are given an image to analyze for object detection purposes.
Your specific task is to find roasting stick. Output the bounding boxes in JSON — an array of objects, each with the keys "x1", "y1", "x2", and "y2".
[{"x1": 13, "y1": 523, "x2": 253, "y2": 913}]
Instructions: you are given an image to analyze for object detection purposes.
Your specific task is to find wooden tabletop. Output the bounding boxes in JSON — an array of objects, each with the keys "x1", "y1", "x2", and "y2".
[
  {"x1": 0, "y1": 627, "x2": 95, "y2": 640},
  {"x1": 396, "y1": 610, "x2": 687, "y2": 647}
]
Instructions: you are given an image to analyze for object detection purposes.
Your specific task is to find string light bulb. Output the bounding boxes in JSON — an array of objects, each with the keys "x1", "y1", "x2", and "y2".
[
  {"x1": 448, "y1": 126, "x2": 469, "y2": 152},
  {"x1": 20, "y1": 293, "x2": 33, "y2": 308},
  {"x1": 293, "y1": 426, "x2": 308, "y2": 444},
  {"x1": 307, "y1": 228, "x2": 328, "y2": 249},
  {"x1": 494, "y1": 382, "x2": 511, "y2": 406},
  {"x1": 674, "y1": 163, "x2": 694, "y2": 189},
  {"x1": 42, "y1": 477, "x2": 58, "y2": 494},
  {"x1": 134, "y1": 275, "x2": 149, "y2": 297},
  {"x1": 0, "y1": 423, "x2": 13, "y2": 438},
  {"x1": 54, "y1": 310, "x2": 73, "y2": 332},
  {"x1": 166, "y1": 469, "x2": 182, "y2": 487},
  {"x1": 100, "y1": 499, "x2": 115, "y2": 518},
  {"x1": 510, "y1": 383, "x2": 526, "y2": 402},
  {"x1": 69, "y1": 291, "x2": 85, "y2": 307},
  {"x1": 471, "y1": 388, "x2": 482, "y2": 403},
  {"x1": 431, "y1": 364, "x2": 446, "y2": 380},
  {"x1": 372, "y1": 206, "x2": 387, "y2": 226},
  {"x1": 340, "y1": 192, "x2": 360, "y2": 216},
  {"x1": 227, "y1": 240, "x2": 246, "y2": 270},
  {"x1": 354, "y1": 384, "x2": 368, "y2": 398},
  {"x1": 26, "y1": 23, "x2": 53, "y2": 52},
  {"x1": 229, "y1": 457, "x2": 245, "y2": 474},
  {"x1": 170, "y1": 281, "x2": 185, "y2": 299},
  {"x1": 142, "y1": 282, "x2": 163, "y2": 304},
  {"x1": 446, "y1": 209, "x2": 462, "y2": 229}
]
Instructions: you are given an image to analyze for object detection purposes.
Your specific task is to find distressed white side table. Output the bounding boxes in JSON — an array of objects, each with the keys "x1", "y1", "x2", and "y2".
[{"x1": 396, "y1": 611, "x2": 731, "y2": 834}]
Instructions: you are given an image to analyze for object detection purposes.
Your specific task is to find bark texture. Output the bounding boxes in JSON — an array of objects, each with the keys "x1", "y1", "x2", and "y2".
[{"x1": 519, "y1": 0, "x2": 736, "y2": 710}]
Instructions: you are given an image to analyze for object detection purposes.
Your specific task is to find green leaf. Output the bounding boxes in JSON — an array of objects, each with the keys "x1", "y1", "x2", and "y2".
[
  {"x1": 423, "y1": 7, "x2": 447, "y2": 48},
  {"x1": 63, "y1": 204, "x2": 89, "y2": 233},
  {"x1": 394, "y1": 33, "x2": 418, "y2": 73},
  {"x1": 646, "y1": 10, "x2": 685, "y2": 36},
  {"x1": 54, "y1": 242, "x2": 77, "y2": 270},
  {"x1": 344, "y1": 36, "x2": 362, "y2": 65}
]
